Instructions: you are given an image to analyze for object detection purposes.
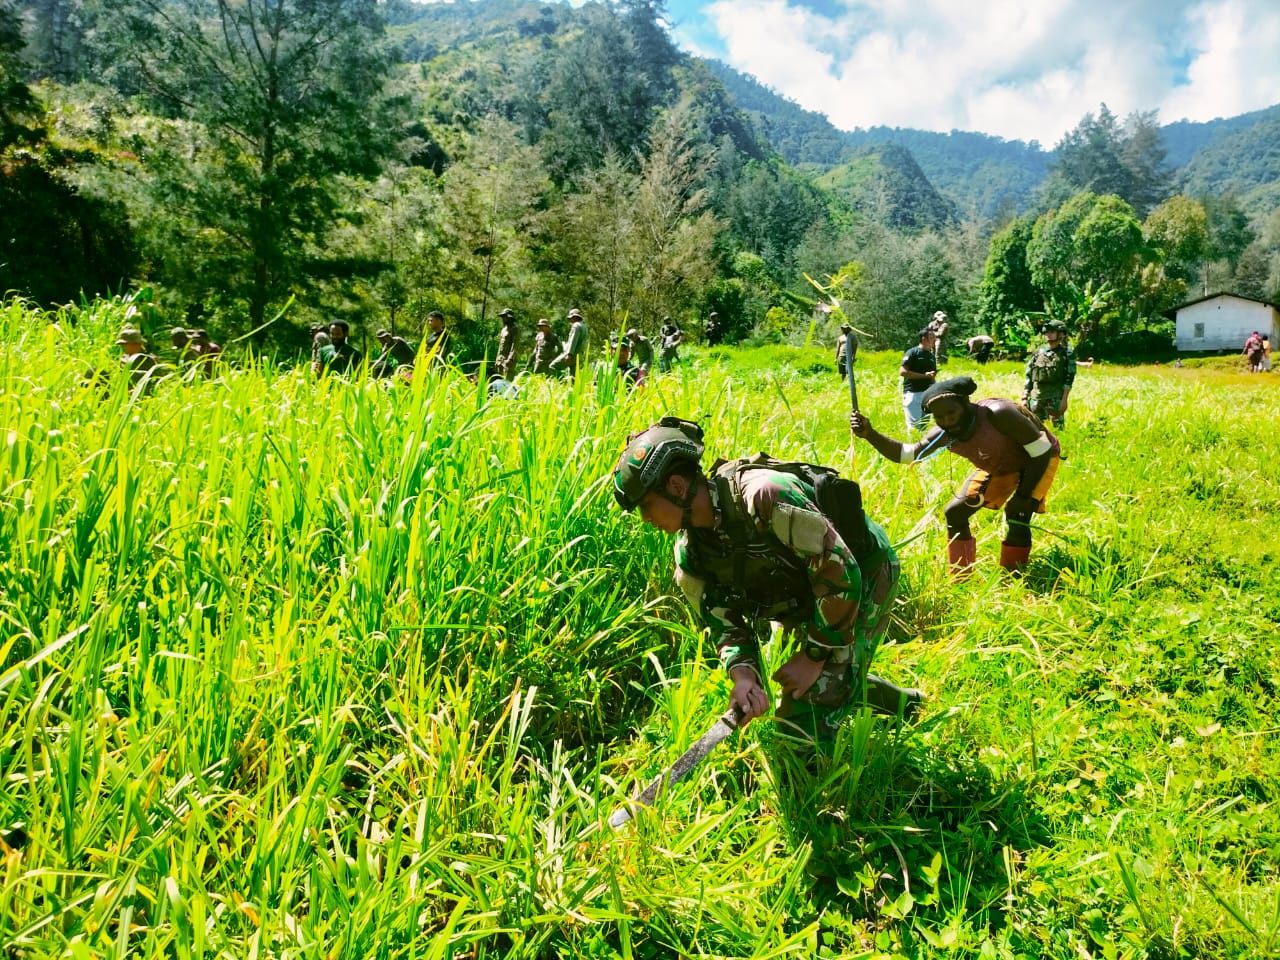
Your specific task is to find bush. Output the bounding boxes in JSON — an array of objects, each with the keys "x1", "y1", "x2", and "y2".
[{"x1": 1076, "y1": 327, "x2": 1177, "y2": 364}]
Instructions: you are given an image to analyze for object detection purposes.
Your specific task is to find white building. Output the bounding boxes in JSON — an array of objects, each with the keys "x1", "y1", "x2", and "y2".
[{"x1": 1172, "y1": 293, "x2": 1280, "y2": 352}]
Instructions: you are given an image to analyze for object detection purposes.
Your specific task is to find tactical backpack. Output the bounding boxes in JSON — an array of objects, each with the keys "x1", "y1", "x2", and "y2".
[
  {"x1": 680, "y1": 453, "x2": 878, "y2": 623},
  {"x1": 710, "y1": 453, "x2": 876, "y2": 564}
]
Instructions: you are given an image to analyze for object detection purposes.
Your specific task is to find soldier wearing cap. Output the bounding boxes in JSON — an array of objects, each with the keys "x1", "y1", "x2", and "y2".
[
  {"x1": 531, "y1": 318, "x2": 561, "y2": 375},
  {"x1": 495, "y1": 308, "x2": 520, "y2": 380},
  {"x1": 928, "y1": 310, "x2": 950, "y2": 364},
  {"x1": 1021, "y1": 320, "x2": 1077, "y2": 428},
  {"x1": 170, "y1": 327, "x2": 197, "y2": 369},
  {"x1": 371, "y1": 328, "x2": 416, "y2": 377},
  {"x1": 116, "y1": 327, "x2": 162, "y2": 388},
  {"x1": 189, "y1": 328, "x2": 222, "y2": 377},
  {"x1": 551, "y1": 308, "x2": 589, "y2": 376},
  {"x1": 835, "y1": 323, "x2": 858, "y2": 380}
]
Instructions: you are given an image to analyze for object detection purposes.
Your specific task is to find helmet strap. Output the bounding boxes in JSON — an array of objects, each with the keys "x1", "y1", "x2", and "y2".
[{"x1": 656, "y1": 473, "x2": 702, "y2": 529}]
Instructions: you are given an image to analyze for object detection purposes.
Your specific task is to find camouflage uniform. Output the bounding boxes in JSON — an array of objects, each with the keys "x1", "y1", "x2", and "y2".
[
  {"x1": 553, "y1": 312, "x2": 589, "y2": 376},
  {"x1": 626, "y1": 328, "x2": 654, "y2": 374},
  {"x1": 658, "y1": 323, "x2": 681, "y2": 372},
  {"x1": 531, "y1": 323, "x2": 561, "y2": 375},
  {"x1": 674, "y1": 466, "x2": 900, "y2": 742},
  {"x1": 1023, "y1": 340, "x2": 1077, "y2": 427},
  {"x1": 496, "y1": 310, "x2": 519, "y2": 380}
]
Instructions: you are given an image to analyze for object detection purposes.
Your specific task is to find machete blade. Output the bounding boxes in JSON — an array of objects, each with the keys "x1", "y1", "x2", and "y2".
[{"x1": 607, "y1": 708, "x2": 742, "y2": 829}]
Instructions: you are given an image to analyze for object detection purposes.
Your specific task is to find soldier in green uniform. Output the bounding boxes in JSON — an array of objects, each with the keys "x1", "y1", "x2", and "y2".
[
  {"x1": 495, "y1": 308, "x2": 519, "y2": 380},
  {"x1": 551, "y1": 308, "x2": 589, "y2": 376},
  {"x1": 116, "y1": 327, "x2": 165, "y2": 390},
  {"x1": 612, "y1": 418, "x2": 922, "y2": 744},
  {"x1": 371, "y1": 329, "x2": 417, "y2": 377},
  {"x1": 1022, "y1": 320, "x2": 1077, "y2": 428},
  {"x1": 531, "y1": 318, "x2": 561, "y2": 375},
  {"x1": 625, "y1": 327, "x2": 654, "y2": 377}
]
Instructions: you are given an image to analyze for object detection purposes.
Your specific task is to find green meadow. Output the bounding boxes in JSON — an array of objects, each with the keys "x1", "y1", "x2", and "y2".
[{"x1": 2, "y1": 296, "x2": 1279, "y2": 959}]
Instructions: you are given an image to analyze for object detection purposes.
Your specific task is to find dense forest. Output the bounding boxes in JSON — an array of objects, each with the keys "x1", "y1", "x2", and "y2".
[{"x1": 4, "y1": 0, "x2": 1280, "y2": 360}]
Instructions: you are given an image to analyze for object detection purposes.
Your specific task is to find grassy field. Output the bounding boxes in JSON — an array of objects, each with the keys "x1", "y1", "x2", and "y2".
[{"x1": 2, "y1": 296, "x2": 1279, "y2": 959}]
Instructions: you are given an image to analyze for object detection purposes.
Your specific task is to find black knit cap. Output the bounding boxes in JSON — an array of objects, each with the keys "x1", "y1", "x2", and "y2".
[{"x1": 921, "y1": 375, "x2": 978, "y2": 410}]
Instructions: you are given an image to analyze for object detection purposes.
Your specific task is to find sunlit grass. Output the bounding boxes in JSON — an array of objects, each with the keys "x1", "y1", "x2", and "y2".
[{"x1": 2, "y1": 296, "x2": 1279, "y2": 958}]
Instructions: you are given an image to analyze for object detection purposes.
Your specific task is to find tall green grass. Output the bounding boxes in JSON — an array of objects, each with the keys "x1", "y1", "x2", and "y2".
[{"x1": 2, "y1": 295, "x2": 1278, "y2": 958}]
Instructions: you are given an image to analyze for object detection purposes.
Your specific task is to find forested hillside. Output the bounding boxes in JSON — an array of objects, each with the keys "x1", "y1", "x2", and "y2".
[{"x1": 5, "y1": 0, "x2": 1280, "y2": 360}]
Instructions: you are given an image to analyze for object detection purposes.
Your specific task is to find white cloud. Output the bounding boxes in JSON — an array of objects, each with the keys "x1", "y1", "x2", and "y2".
[
  {"x1": 1161, "y1": 0, "x2": 1280, "y2": 122},
  {"x1": 697, "y1": 0, "x2": 1280, "y2": 143}
]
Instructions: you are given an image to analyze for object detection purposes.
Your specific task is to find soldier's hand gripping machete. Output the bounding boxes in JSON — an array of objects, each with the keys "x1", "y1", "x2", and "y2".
[{"x1": 607, "y1": 708, "x2": 742, "y2": 829}]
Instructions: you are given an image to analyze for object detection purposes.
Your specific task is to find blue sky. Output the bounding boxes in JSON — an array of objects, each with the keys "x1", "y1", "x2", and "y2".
[{"x1": 651, "y1": 0, "x2": 1280, "y2": 146}]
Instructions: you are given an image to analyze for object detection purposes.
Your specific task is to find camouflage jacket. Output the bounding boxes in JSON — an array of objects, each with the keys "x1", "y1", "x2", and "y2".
[
  {"x1": 673, "y1": 467, "x2": 893, "y2": 682},
  {"x1": 1024, "y1": 344, "x2": 1077, "y2": 395},
  {"x1": 531, "y1": 331, "x2": 562, "y2": 373},
  {"x1": 496, "y1": 325, "x2": 518, "y2": 366}
]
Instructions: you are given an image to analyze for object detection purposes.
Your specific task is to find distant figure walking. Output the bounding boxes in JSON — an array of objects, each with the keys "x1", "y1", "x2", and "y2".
[
  {"x1": 1244, "y1": 331, "x2": 1264, "y2": 373},
  {"x1": 658, "y1": 318, "x2": 682, "y2": 372},
  {"x1": 928, "y1": 311, "x2": 950, "y2": 364}
]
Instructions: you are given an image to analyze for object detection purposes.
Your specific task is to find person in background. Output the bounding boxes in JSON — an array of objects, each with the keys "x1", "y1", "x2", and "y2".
[
  {"x1": 1263, "y1": 334, "x2": 1272, "y2": 372},
  {"x1": 189, "y1": 328, "x2": 221, "y2": 378},
  {"x1": 658, "y1": 318, "x2": 682, "y2": 372},
  {"x1": 170, "y1": 327, "x2": 198, "y2": 370},
  {"x1": 966, "y1": 334, "x2": 995, "y2": 363},
  {"x1": 531, "y1": 318, "x2": 561, "y2": 375},
  {"x1": 626, "y1": 327, "x2": 653, "y2": 378},
  {"x1": 316, "y1": 321, "x2": 362, "y2": 376},
  {"x1": 423, "y1": 311, "x2": 450, "y2": 368},
  {"x1": 835, "y1": 323, "x2": 858, "y2": 380},
  {"x1": 371, "y1": 329, "x2": 416, "y2": 378},
  {"x1": 1022, "y1": 320, "x2": 1077, "y2": 427},
  {"x1": 551, "y1": 308, "x2": 589, "y2": 376},
  {"x1": 850, "y1": 376, "x2": 1060, "y2": 576},
  {"x1": 928, "y1": 311, "x2": 950, "y2": 363},
  {"x1": 495, "y1": 308, "x2": 520, "y2": 380},
  {"x1": 703, "y1": 311, "x2": 721, "y2": 346},
  {"x1": 311, "y1": 328, "x2": 332, "y2": 365},
  {"x1": 116, "y1": 327, "x2": 164, "y2": 390},
  {"x1": 900, "y1": 326, "x2": 938, "y2": 430}
]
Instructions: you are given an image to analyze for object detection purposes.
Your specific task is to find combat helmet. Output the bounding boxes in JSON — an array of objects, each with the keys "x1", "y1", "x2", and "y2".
[{"x1": 613, "y1": 417, "x2": 704, "y2": 512}]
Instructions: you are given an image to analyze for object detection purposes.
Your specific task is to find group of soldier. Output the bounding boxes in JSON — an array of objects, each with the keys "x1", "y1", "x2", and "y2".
[
  {"x1": 109, "y1": 324, "x2": 223, "y2": 389},
  {"x1": 305, "y1": 306, "x2": 704, "y2": 386}
]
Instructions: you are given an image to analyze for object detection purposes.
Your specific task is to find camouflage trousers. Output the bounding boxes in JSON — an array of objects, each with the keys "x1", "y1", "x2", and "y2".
[
  {"x1": 1028, "y1": 391, "x2": 1066, "y2": 427},
  {"x1": 774, "y1": 553, "x2": 901, "y2": 744}
]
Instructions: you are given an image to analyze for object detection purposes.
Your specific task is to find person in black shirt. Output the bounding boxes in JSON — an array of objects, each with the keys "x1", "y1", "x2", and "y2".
[{"x1": 900, "y1": 327, "x2": 937, "y2": 430}]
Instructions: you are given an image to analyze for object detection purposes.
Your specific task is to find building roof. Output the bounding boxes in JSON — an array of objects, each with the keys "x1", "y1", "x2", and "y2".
[{"x1": 1170, "y1": 291, "x2": 1280, "y2": 312}]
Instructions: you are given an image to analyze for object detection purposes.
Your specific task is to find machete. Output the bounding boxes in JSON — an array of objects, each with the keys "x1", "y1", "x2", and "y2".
[{"x1": 608, "y1": 707, "x2": 742, "y2": 829}]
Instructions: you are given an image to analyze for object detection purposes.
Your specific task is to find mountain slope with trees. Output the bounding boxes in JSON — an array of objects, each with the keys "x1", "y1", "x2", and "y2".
[{"x1": 6, "y1": 0, "x2": 1280, "y2": 359}]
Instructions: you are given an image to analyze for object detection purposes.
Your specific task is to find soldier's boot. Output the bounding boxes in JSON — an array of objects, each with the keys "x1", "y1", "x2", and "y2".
[
  {"x1": 947, "y1": 536, "x2": 977, "y2": 577},
  {"x1": 999, "y1": 542, "x2": 1032, "y2": 572},
  {"x1": 865, "y1": 675, "x2": 925, "y2": 721}
]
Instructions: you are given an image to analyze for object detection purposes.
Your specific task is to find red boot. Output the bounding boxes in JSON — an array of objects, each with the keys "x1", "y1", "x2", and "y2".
[
  {"x1": 947, "y1": 536, "x2": 977, "y2": 577},
  {"x1": 999, "y1": 542, "x2": 1031, "y2": 571}
]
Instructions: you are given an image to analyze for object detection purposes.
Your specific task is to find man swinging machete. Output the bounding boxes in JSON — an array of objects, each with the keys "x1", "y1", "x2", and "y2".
[{"x1": 606, "y1": 414, "x2": 923, "y2": 827}]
